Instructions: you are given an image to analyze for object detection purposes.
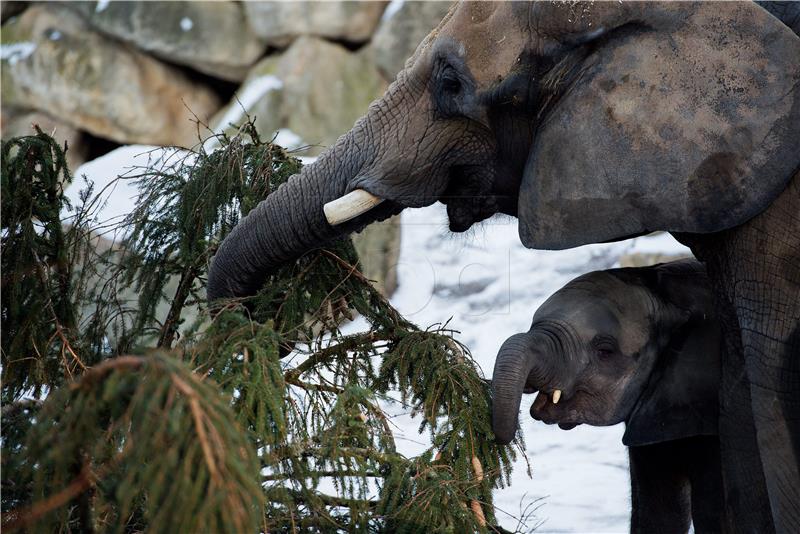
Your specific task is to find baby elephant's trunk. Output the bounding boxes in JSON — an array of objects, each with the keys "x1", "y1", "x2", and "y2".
[{"x1": 491, "y1": 333, "x2": 548, "y2": 445}]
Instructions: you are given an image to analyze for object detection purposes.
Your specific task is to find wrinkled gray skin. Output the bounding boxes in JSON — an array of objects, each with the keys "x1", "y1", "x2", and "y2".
[
  {"x1": 492, "y1": 260, "x2": 724, "y2": 533},
  {"x1": 491, "y1": 260, "x2": 721, "y2": 443},
  {"x1": 492, "y1": 260, "x2": 720, "y2": 445},
  {"x1": 208, "y1": 2, "x2": 800, "y2": 530}
]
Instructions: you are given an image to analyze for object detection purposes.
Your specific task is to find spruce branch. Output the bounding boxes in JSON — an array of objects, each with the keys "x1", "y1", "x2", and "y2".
[{"x1": 1, "y1": 120, "x2": 532, "y2": 533}]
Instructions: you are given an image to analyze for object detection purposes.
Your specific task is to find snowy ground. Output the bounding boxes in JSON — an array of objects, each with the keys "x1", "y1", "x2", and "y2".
[
  {"x1": 69, "y1": 146, "x2": 691, "y2": 533},
  {"x1": 340, "y1": 206, "x2": 690, "y2": 533}
]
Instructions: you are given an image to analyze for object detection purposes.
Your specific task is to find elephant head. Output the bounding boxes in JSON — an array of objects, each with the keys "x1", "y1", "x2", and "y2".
[
  {"x1": 491, "y1": 260, "x2": 721, "y2": 445},
  {"x1": 207, "y1": 1, "x2": 799, "y2": 302}
]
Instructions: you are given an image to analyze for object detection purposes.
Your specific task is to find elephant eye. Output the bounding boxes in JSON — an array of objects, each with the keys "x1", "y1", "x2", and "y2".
[
  {"x1": 432, "y1": 58, "x2": 476, "y2": 119},
  {"x1": 441, "y1": 74, "x2": 462, "y2": 95},
  {"x1": 591, "y1": 336, "x2": 617, "y2": 358}
]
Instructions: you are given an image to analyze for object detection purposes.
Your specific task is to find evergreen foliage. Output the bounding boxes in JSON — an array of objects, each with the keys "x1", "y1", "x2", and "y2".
[{"x1": 1, "y1": 123, "x2": 531, "y2": 532}]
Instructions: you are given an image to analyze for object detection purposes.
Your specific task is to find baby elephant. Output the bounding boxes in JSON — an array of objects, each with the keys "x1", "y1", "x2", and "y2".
[{"x1": 492, "y1": 259, "x2": 724, "y2": 533}]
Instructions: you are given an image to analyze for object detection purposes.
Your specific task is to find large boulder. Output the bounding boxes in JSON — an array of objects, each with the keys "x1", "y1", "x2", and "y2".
[
  {"x1": 1, "y1": 5, "x2": 220, "y2": 147},
  {"x1": 1, "y1": 1, "x2": 27, "y2": 23},
  {"x1": 211, "y1": 37, "x2": 387, "y2": 156},
  {"x1": 1, "y1": 109, "x2": 88, "y2": 171},
  {"x1": 67, "y1": 1, "x2": 265, "y2": 82},
  {"x1": 353, "y1": 217, "x2": 401, "y2": 297},
  {"x1": 372, "y1": 0, "x2": 453, "y2": 81},
  {"x1": 243, "y1": 1, "x2": 388, "y2": 48}
]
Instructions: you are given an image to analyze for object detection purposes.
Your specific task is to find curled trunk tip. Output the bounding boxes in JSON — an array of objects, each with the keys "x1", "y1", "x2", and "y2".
[{"x1": 491, "y1": 333, "x2": 539, "y2": 445}]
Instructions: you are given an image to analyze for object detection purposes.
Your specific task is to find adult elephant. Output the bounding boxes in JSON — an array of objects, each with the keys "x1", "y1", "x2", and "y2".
[{"x1": 208, "y1": 2, "x2": 800, "y2": 531}]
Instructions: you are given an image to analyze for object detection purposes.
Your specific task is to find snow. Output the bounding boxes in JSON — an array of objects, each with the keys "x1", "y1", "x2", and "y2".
[
  {"x1": 180, "y1": 17, "x2": 193, "y2": 32},
  {"x1": 1, "y1": 42, "x2": 36, "y2": 66},
  {"x1": 272, "y1": 128, "x2": 304, "y2": 150},
  {"x1": 65, "y1": 145, "x2": 188, "y2": 233},
  {"x1": 340, "y1": 206, "x2": 692, "y2": 532},
  {"x1": 48, "y1": 30, "x2": 62, "y2": 41},
  {"x1": 67, "y1": 145, "x2": 691, "y2": 531},
  {"x1": 95, "y1": 0, "x2": 110, "y2": 13},
  {"x1": 205, "y1": 75, "x2": 285, "y2": 151},
  {"x1": 626, "y1": 231, "x2": 690, "y2": 255},
  {"x1": 381, "y1": 0, "x2": 405, "y2": 23}
]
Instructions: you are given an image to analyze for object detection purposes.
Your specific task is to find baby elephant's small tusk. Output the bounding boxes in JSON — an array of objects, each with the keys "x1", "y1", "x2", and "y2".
[
  {"x1": 323, "y1": 189, "x2": 384, "y2": 225},
  {"x1": 552, "y1": 389, "x2": 562, "y2": 404}
]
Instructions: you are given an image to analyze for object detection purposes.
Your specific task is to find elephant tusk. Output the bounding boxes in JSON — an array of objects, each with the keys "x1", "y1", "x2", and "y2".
[
  {"x1": 552, "y1": 389, "x2": 562, "y2": 404},
  {"x1": 323, "y1": 189, "x2": 384, "y2": 225}
]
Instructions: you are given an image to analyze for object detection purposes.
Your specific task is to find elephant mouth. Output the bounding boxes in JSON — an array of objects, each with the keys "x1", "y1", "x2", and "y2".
[
  {"x1": 529, "y1": 389, "x2": 581, "y2": 430},
  {"x1": 440, "y1": 165, "x2": 510, "y2": 232}
]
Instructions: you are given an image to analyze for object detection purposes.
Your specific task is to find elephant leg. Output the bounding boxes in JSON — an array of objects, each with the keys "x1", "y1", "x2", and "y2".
[
  {"x1": 685, "y1": 436, "x2": 728, "y2": 533},
  {"x1": 685, "y1": 172, "x2": 800, "y2": 532},
  {"x1": 629, "y1": 443, "x2": 691, "y2": 534},
  {"x1": 714, "y1": 289, "x2": 774, "y2": 533}
]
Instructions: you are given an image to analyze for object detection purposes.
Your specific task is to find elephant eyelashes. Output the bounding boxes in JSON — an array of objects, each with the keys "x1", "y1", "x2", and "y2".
[
  {"x1": 435, "y1": 73, "x2": 464, "y2": 117},
  {"x1": 592, "y1": 336, "x2": 617, "y2": 358},
  {"x1": 441, "y1": 74, "x2": 462, "y2": 95},
  {"x1": 433, "y1": 59, "x2": 475, "y2": 119}
]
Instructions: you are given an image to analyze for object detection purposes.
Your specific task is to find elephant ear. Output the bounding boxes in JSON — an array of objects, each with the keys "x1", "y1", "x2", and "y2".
[
  {"x1": 623, "y1": 260, "x2": 721, "y2": 447},
  {"x1": 518, "y1": 1, "x2": 800, "y2": 250}
]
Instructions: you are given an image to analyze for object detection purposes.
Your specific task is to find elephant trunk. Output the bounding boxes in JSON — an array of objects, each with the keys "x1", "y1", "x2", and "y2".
[
  {"x1": 491, "y1": 332, "x2": 551, "y2": 445},
  {"x1": 207, "y1": 126, "x2": 391, "y2": 303}
]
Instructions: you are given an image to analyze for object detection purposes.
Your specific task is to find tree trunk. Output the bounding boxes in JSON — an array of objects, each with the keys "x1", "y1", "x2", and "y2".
[{"x1": 680, "y1": 171, "x2": 800, "y2": 532}]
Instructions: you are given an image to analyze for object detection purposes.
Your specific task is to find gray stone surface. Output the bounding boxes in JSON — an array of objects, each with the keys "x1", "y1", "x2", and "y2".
[
  {"x1": 353, "y1": 216, "x2": 401, "y2": 297},
  {"x1": 372, "y1": 0, "x2": 452, "y2": 80},
  {"x1": 244, "y1": 1, "x2": 388, "y2": 47},
  {"x1": 1, "y1": 5, "x2": 221, "y2": 146},
  {"x1": 1, "y1": 109, "x2": 88, "y2": 171},
  {"x1": 68, "y1": 1, "x2": 265, "y2": 81},
  {"x1": 212, "y1": 36, "x2": 387, "y2": 156}
]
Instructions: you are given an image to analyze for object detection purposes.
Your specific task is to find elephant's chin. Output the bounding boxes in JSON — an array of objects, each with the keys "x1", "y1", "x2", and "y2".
[
  {"x1": 440, "y1": 165, "x2": 503, "y2": 232},
  {"x1": 530, "y1": 391, "x2": 581, "y2": 430}
]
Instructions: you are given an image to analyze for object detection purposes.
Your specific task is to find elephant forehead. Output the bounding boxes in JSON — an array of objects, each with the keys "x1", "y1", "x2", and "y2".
[
  {"x1": 535, "y1": 277, "x2": 652, "y2": 354},
  {"x1": 437, "y1": 1, "x2": 527, "y2": 89}
]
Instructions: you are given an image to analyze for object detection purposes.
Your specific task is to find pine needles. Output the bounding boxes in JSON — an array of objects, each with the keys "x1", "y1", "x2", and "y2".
[{"x1": 1, "y1": 122, "x2": 528, "y2": 532}]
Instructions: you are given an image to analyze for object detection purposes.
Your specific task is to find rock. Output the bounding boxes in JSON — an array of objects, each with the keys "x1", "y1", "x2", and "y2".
[
  {"x1": 212, "y1": 37, "x2": 387, "y2": 156},
  {"x1": 67, "y1": 1, "x2": 265, "y2": 82},
  {"x1": 243, "y1": 1, "x2": 388, "y2": 48},
  {"x1": 1, "y1": 1, "x2": 28, "y2": 23},
  {"x1": 372, "y1": 0, "x2": 452, "y2": 81},
  {"x1": 352, "y1": 216, "x2": 401, "y2": 297},
  {"x1": 1, "y1": 5, "x2": 221, "y2": 147},
  {"x1": 1, "y1": 109, "x2": 88, "y2": 171}
]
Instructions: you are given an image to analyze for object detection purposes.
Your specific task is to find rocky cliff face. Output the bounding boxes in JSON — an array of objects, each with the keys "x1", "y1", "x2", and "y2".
[{"x1": 1, "y1": 0, "x2": 452, "y2": 295}]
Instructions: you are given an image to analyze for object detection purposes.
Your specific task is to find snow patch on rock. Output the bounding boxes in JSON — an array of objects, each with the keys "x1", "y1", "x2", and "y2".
[
  {"x1": 1, "y1": 42, "x2": 37, "y2": 66},
  {"x1": 65, "y1": 145, "x2": 190, "y2": 233},
  {"x1": 381, "y1": 0, "x2": 405, "y2": 23},
  {"x1": 207, "y1": 75, "x2": 285, "y2": 151}
]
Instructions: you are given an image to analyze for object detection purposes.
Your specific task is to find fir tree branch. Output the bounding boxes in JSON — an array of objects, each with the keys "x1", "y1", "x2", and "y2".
[
  {"x1": 169, "y1": 373, "x2": 222, "y2": 486},
  {"x1": 284, "y1": 375, "x2": 343, "y2": 394},
  {"x1": 157, "y1": 263, "x2": 202, "y2": 349},
  {"x1": 67, "y1": 355, "x2": 144, "y2": 389},
  {"x1": 266, "y1": 488, "x2": 378, "y2": 510},
  {"x1": 285, "y1": 331, "x2": 391, "y2": 382},
  {"x1": 262, "y1": 469, "x2": 381, "y2": 481},
  {"x1": 2, "y1": 462, "x2": 95, "y2": 532}
]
